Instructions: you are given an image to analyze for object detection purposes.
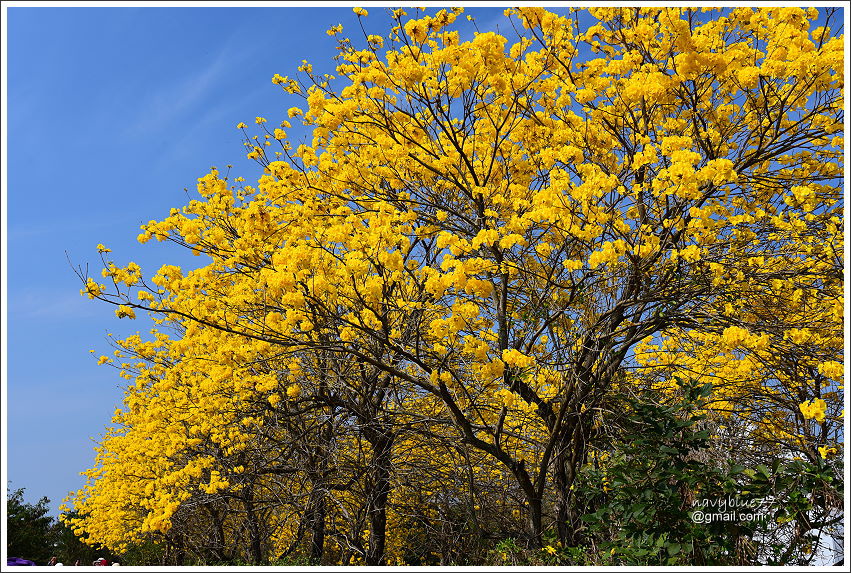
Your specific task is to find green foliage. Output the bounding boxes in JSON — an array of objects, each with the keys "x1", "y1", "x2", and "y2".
[
  {"x1": 735, "y1": 455, "x2": 843, "y2": 565},
  {"x1": 270, "y1": 553, "x2": 314, "y2": 566},
  {"x1": 488, "y1": 537, "x2": 527, "y2": 565},
  {"x1": 576, "y1": 381, "x2": 757, "y2": 565},
  {"x1": 6, "y1": 486, "x2": 55, "y2": 564},
  {"x1": 572, "y1": 380, "x2": 843, "y2": 565}
]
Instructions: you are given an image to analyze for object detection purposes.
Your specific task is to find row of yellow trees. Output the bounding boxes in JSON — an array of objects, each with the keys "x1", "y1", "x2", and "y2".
[{"x1": 67, "y1": 7, "x2": 843, "y2": 565}]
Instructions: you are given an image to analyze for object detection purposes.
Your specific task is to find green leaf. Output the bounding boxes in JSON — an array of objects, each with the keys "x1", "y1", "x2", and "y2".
[{"x1": 667, "y1": 543, "x2": 682, "y2": 555}]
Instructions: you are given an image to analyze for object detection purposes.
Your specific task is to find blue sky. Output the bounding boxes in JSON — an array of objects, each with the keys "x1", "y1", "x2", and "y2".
[{"x1": 3, "y1": 4, "x2": 508, "y2": 515}]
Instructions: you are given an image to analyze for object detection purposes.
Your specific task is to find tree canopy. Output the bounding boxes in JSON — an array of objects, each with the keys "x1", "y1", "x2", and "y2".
[
  {"x1": 7, "y1": 487, "x2": 55, "y2": 564},
  {"x1": 68, "y1": 7, "x2": 843, "y2": 566}
]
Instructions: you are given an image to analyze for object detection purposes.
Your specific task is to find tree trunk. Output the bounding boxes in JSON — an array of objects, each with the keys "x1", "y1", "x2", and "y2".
[
  {"x1": 365, "y1": 428, "x2": 394, "y2": 565},
  {"x1": 554, "y1": 411, "x2": 593, "y2": 546},
  {"x1": 307, "y1": 482, "x2": 326, "y2": 563},
  {"x1": 243, "y1": 485, "x2": 263, "y2": 564},
  {"x1": 526, "y1": 496, "x2": 544, "y2": 549},
  {"x1": 554, "y1": 457, "x2": 571, "y2": 546}
]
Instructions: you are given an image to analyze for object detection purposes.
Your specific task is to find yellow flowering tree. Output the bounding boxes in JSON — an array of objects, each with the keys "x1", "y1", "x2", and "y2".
[{"x1": 71, "y1": 6, "x2": 843, "y2": 563}]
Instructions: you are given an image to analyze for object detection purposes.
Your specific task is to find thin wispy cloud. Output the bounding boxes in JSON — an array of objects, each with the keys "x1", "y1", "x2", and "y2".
[
  {"x1": 121, "y1": 37, "x2": 256, "y2": 140},
  {"x1": 7, "y1": 289, "x2": 101, "y2": 320},
  {"x1": 147, "y1": 89, "x2": 261, "y2": 173},
  {"x1": 6, "y1": 218, "x2": 118, "y2": 240}
]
